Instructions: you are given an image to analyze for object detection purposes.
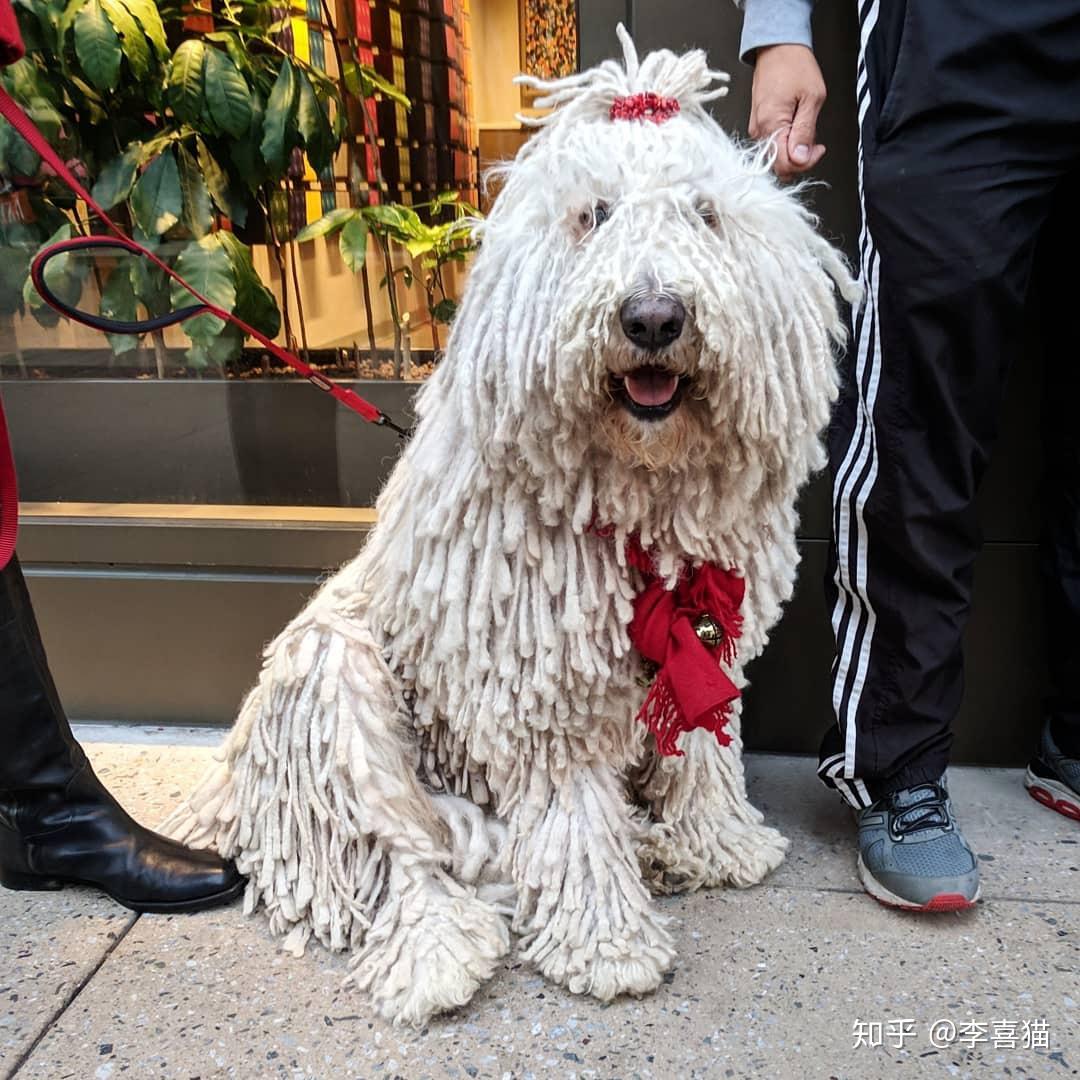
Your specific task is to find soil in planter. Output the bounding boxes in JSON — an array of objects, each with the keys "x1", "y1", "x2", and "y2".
[{"x1": 2, "y1": 347, "x2": 439, "y2": 382}]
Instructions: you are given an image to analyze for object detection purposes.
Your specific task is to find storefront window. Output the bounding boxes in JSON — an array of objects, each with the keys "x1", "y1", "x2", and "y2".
[{"x1": 1, "y1": 0, "x2": 485, "y2": 508}]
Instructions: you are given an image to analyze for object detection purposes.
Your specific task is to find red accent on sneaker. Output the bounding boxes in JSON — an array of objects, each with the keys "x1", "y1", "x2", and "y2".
[
  {"x1": 1027, "y1": 785, "x2": 1080, "y2": 822},
  {"x1": 920, "y1": 893, "x2": 978, "y2": 912},
  {"x1": 874, "y1": 892, "x2": 977, "y2": 914}
]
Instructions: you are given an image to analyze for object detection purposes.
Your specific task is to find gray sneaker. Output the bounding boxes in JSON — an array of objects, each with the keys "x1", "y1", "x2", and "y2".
[
  {"x1": 1025, "y1": 722, "x2": 1080, "y2": 823},
  {"x1": 856, "y1": 781, "x2": 980, "y2": 912}
]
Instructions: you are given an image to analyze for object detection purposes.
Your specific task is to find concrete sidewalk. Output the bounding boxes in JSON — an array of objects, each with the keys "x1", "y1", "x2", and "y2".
[{"x1": 1, "y1": 728, "x2": 1077, "y2": 1080}]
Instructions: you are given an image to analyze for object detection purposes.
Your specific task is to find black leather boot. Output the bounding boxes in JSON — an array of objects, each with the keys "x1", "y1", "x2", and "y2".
[{"x1": 0, "y1": 556, "x2": 244, "y2": 912}]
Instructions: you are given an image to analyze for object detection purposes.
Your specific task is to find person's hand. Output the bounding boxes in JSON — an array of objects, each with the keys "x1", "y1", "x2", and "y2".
[{"x1": 748, "y1": 44, "x2": 827, "y2": 181}]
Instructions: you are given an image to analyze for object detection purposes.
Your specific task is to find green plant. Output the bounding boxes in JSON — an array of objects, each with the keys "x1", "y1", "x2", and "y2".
[
  {"x1": 297, "y1": 192, "x2": 480, "y2": 365},
  {"x1": 0, "y1": 0, "x2": 347, "y2": 374}
]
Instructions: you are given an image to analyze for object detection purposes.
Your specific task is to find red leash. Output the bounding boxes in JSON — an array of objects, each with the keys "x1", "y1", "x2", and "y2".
[{"x1": 0, "y1": 84, "x2": 409, "y2": 438}]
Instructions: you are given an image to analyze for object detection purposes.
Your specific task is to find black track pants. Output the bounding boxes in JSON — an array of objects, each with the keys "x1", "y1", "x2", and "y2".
[{"x1": 819, "y1": 0, "x2": 1080, "y2": 807}]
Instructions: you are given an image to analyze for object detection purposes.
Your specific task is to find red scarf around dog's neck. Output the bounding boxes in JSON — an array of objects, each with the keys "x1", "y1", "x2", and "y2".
[{"x1": 600, "y1": 529, "x2": 744, "y2": 756}]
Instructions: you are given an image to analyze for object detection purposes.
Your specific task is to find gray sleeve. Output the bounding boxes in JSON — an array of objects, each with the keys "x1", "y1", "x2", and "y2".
[{"x1": 736, "y1": 0, "x2": 815, "y2": 63}]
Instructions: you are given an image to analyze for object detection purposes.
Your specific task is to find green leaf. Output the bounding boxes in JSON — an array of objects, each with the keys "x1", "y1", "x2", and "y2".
[
  {"x1": 90, "y1": 142, "x2": 142, "y2": 210},
  {"x1": 99, "y1": 0, "x2": 150, "y2": 80},
  {"x1": 196, "y1": 137, "x2": 247, "y2": 227},
  {"x1": 74, "y1": 0, "x2": 121, "y2": 92},
  {"x1": 338, "y1": 214, "x2": 368, "y2": 272},
  {"x1": 167, "y1": 39, "x2": 205, "y2": 125},
  {"x1": 0, "y1": 220, "x2": 36, "y2": 316},
  {"x1": 260, "y1": 57, "x2": 297, "y2": 176},
  {"x1": 117, "y1": 0, "x2": 166, "y2": 59},
  {"x1": 362, "y1": 204, "x2": 409, "y2": 236},
  {"x1": 14, "y1": 0, "x2": 56, "y2": 54},
  {"x1": 345, "y1": 60, "x2": 409, "y2": 109},
  {"x1": 227, "y1": 92, "x2": 265, "y2": 194},
  {"x1": 185, "y1": 342, "x2": 210, "y2": 369},
  {"x1": 24, "y1": 96, "x2": 63, "y2": 145},
  {"x1": 432, "y1": 297, "x2": 457, "y2": 324},
  {"x1": 130, "y1": 237, "x2": 169, "y2": 314},
  {"x1": 6, "y1": 57, "x2": 50, "y2": 103},
  {"x1": 130, "y1": 149, "x2": 182, "y2": 236},
  {"x1": 58, "y1": 0, "x2": 90, "y2": 62},
  {"x1": 294, "y1": 206, "x2": 355, "y2": 243},
  {"x1": 219, "y1": 230, "x2": 279, "y2": 339},
  {"x1": 177, "y1": 143, "x2": 212, "y2": 238},
  {"x1": 170, "y1": 233, "x2": 235, "y2": 342},
  {"x1": 0, "y1": 117, "x2": 40, "y2": 176},
  {"x1": 204, "y1": 46, "x2": 252, "y2": 139},
  {"x1": 404, "y1": 237, "x2": 434, "y2": 259},
  {"x1": 295, "y1": 68, "x2": 332, "y2": 172},
  {"x1": 206, "y1": 323, "x2": 243, "y2": 365},
  {"x1": 100, "y1": 261, "x2": 139, "y2": 355},
  {"x1": 24, "y1": 222, "x2": 89, "y2": 327}
]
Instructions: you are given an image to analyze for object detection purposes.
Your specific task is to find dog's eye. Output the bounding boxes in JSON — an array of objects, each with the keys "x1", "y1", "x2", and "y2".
[
  {"x1": 696, "y1": 202, "x2": 718, "y2": 229},
  {"x1": 579, "y1": 202, "x2": 610, "y2": 232}
]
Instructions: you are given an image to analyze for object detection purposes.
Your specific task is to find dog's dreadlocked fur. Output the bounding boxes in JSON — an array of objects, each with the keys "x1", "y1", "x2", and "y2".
[{"x1": 164, "y1": 27, "x2": 858, "y2": 1025}]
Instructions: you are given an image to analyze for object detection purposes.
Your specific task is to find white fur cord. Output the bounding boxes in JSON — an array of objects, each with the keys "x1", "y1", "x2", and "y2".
[{"x1": 163, "y1": 25, "x2": 856, "y2": 1026}]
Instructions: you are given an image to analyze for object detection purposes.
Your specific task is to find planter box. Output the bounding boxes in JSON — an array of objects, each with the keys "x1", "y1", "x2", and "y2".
[{"x1": 3, "y1": 377, "x2": 416, "y2": 507}]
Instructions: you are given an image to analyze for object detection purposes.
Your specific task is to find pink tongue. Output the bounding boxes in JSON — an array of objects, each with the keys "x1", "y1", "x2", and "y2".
[{"x1": 624, "y1": 369, "x2": 678, "y2": 407}]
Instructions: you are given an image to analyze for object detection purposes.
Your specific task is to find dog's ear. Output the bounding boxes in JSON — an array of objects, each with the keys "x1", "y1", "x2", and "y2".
[
  {"x1": 706, "y1": 216, "x2": 850, "y2": 477},
  {"x1": 443, "y1": 221, "x2": 564, "y2": 455}
]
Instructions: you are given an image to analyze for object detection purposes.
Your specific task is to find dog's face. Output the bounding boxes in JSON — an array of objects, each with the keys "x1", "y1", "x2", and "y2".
[
  {"x1": 554, "y1": 116, "x2": 763, "y2": 471},
  {"x1": 445, "y1": 41, "x2": 855, "y2": 508}
]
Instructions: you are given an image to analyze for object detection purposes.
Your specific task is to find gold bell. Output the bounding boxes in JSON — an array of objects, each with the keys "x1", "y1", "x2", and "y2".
[{"x1": 693, "y1": 613, "x2": 725, "y2": 649}]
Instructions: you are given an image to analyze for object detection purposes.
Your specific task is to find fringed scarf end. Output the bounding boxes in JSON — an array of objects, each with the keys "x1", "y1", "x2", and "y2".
[{"x1": 638, "y1": 673, "x2": 735, "y2": 758}]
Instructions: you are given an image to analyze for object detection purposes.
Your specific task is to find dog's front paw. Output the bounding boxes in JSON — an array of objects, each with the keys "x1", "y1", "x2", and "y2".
[
  {"x1": 522, "y1": 915, "x2": 676, "y2": 1002},
  {"x1": 639, "y1": 817, "x2": 789, "y2": 894},
  {"x1": 347, "y1": 875, "x2": 510, "y2": 1026},
  {"x1": 714, "y1": 819, "x2": 789, "y2": 888}
]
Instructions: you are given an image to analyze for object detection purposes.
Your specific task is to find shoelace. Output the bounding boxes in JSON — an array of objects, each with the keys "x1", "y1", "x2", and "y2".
[{"x1": 886, "y1": 783, "x2": 951, "y2": 838}]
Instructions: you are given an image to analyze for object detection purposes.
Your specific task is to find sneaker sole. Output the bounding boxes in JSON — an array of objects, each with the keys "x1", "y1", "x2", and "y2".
[
  {"x1": 1024, "y1": 767, "x2": 1080, "y2": 823},
  {"x1": 857, "y1": 854, "x2": 980, "y2": 913}
]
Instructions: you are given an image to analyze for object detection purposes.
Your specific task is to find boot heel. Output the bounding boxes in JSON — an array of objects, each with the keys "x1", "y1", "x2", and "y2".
[{"x1": 0, "y1": 867, "x2": 64, "y2": 891}]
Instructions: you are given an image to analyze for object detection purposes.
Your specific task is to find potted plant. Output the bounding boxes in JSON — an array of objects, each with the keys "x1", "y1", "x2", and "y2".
[{"x1": 0, "y1": 0, "x2": 479, "y2": 506}]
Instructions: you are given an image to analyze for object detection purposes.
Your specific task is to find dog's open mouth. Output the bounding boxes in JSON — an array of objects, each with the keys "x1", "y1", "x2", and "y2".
[{"x1": 609, "y1": 366, "x2": 684, "y2": 421}]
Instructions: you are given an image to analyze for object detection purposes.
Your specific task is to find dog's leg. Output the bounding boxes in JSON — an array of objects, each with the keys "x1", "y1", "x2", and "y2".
[
  {"x1": 163, "y1": 606, "x2": 508, "y2": 1026},
  {"x1": 506, "y1": 762, "x2": 677, "y2": 1001},
  {"x1": 635, "y1": 707, "x2": 788, "y2": 893}
]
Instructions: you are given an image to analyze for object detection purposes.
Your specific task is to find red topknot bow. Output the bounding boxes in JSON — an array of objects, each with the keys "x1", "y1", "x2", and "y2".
[
  {"x1": 622, "y1": 535, "x2": 744, "y2": 757},
  {"x1": 610, "y1": 92, "x2": 680, "y2": 124}
]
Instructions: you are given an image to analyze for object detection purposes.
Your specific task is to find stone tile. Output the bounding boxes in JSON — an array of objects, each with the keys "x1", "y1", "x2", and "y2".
[
  {"x1": 0, "y1": 892, "x2": 134, "y2": 1075},
  {"x1": 14, "y1": 887, "x2": 1079, "y2": 1080},
  {"x1": 80, "y1": 740, "x2": 218, "y2": 831}
]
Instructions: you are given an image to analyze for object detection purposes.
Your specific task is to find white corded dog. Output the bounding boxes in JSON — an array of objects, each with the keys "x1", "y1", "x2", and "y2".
[{"x1": 165, "y1": 27, "x2": 858, "y2": 1026}]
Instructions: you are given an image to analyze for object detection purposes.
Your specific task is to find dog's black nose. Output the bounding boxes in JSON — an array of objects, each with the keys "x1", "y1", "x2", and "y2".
[{"x1": 619, "y1": 294, "x2": 686, "y2": 351}]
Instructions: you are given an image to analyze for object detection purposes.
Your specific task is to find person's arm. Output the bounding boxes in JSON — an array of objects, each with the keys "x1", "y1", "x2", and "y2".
[
  {"x1": 735, "y1": 0, "x2": 826, "y2": 181},
  {"x1": 737, "y1": 0, "x2": 813, "y2": 61}
]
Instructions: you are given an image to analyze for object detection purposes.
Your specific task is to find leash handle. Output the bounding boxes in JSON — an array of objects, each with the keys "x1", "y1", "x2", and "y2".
[
  {"x1": 0, "y1": 84, "x2": 408, "y2": 436},
  {"x1": 32, "y1": 235, "x2": 207, "y2": 333}
]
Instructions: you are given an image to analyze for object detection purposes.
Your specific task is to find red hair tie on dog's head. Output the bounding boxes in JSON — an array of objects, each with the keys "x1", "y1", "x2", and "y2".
[{"x1": 610, "y1": 92, "x2": 680, "y2": 124}]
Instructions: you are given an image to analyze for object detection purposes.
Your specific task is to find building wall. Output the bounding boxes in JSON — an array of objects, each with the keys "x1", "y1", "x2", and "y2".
[{"x1": 473, "y1": 0, "x2": 523, "y2": 128}]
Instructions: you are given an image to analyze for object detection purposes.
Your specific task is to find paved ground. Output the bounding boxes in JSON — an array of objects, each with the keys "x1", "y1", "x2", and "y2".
[{"x1": 0, "y1": 725, "x2": 1077, "y2": 1080}]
